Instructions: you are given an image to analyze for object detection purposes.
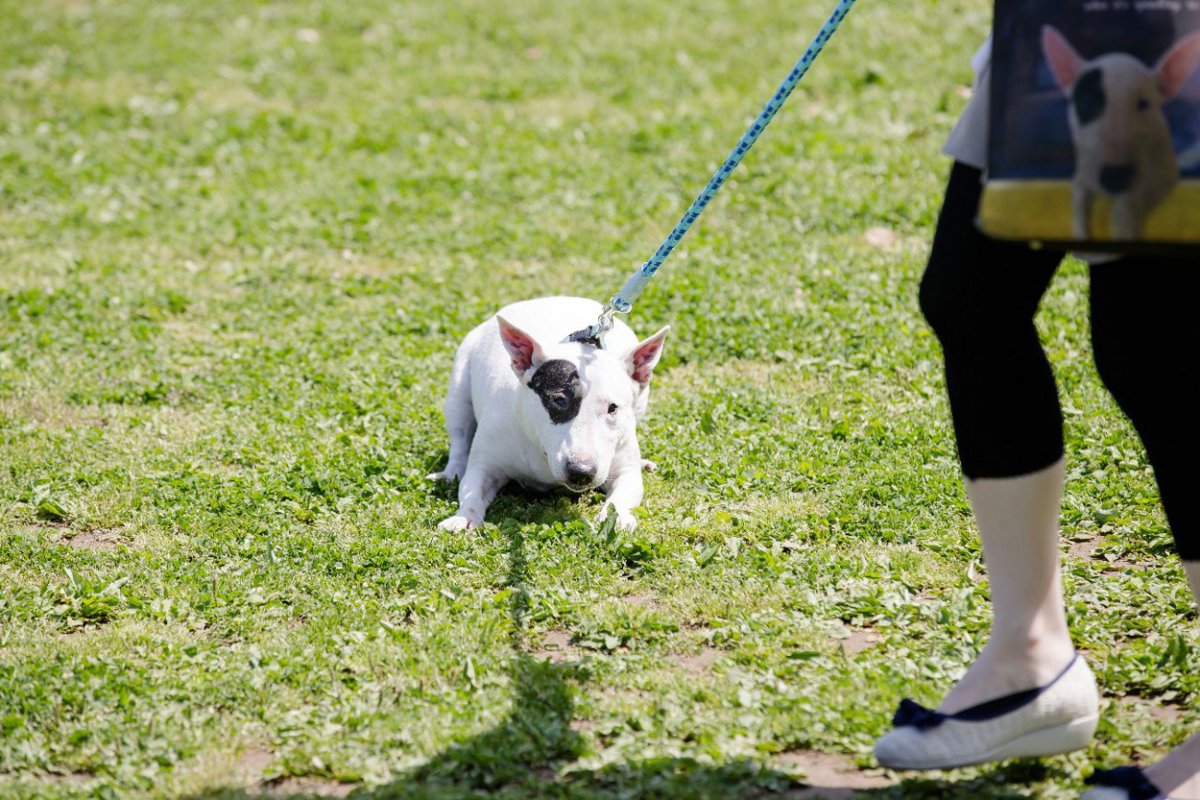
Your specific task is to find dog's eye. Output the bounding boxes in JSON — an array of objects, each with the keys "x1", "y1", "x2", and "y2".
[{"x1": 607, "y1": 403, "x2": 619, "y2": 415}]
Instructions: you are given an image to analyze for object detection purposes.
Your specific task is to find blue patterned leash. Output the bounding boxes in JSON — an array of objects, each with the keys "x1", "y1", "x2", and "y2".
[{"x1": 566, "y1": 0, "x2": 858, "y2": 346}]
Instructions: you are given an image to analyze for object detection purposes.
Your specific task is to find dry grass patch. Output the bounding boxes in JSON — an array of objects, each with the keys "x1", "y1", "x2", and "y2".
[
  {"x1": 531, "y1": 629, "x2": 585, "y2": 663},
  {"x1": 774, "y1": 750, "x2": 893, "y2": 798},
  {"x1": 1113, "y1": 694, "x2": 1186, "y2": 725},
  {"x1": 830, "y1": 625, "x2": 880, "y2": 657},
  {"x1": 61, "y1": 528, "x2": 123, "y2": 551},
  {"x1": 0, "y1": 394, "x2": 106, "y2": 431},
  {"x1": 1065, "y1": 535, "x2": 1139, "y2": 570},
  {"x1": 256, "y1": 776, "x2": 357, "y2": 798},
  {"x1": 669, "y1": 645, "x2": 723, "y2": 675}
]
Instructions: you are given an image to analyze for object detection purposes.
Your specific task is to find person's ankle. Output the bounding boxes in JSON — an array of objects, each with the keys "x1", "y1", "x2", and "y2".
[
  {"x1": 990, "y1": 627, "x2": 1075, "y2": 674},
  {"x1": 937, "y1": 631, "x2": 1075, "y2": 715}
]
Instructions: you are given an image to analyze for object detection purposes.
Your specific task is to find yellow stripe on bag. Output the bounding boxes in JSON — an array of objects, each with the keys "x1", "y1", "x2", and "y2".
[{"x1": 979, "y1": 180, "x2": 1200, "y2": 243}]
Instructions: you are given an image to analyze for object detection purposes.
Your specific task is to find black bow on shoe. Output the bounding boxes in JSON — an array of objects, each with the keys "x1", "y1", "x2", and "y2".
[
  {"x1": 891, "y1": 699, "x2": 948, "y2": 730},
  {"x1": 1085, "y1": 767, "x2": 1162, "y2": 800},
  {"x1": 889, "y1": 658, "x2": 1082, "y2": 732}
]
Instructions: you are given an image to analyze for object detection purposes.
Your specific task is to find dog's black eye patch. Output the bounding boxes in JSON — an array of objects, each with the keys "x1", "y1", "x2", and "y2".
[
  {"x1": 1072, "y1": 69, "x2": 1105, "y2": 126},
  {"x1": 528, "y1": 359, "x2": 582, "y2": 424}
]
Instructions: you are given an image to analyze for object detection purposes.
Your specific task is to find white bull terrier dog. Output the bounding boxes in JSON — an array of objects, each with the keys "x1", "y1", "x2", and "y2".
[
  {"x1": 1042, "y1": 25, "x2": 1200, "y2": 239},
  {"x1": 429, "y1": 296, "x2": 669, "y2": 532}
]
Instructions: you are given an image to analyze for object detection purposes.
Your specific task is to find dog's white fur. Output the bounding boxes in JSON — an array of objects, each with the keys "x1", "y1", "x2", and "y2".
[
  {"x1": 1042, "y1": 25, "x2": 1200, "y2": 239},
  {"x1": 429, "y1": 296, "x2": 668, "y2": 532}
]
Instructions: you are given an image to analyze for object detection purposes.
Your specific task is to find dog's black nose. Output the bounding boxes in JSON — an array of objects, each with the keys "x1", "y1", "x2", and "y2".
[
  {"x1": 565, "y1": 462, "x2": 597, "y2": 487},
  {"x1": 1100, "y1": 164, "x2": 1135, "y2": 194}
]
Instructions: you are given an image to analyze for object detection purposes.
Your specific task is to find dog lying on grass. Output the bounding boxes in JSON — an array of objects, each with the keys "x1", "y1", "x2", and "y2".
[
  {"x1": 429, "y1": 296, "x2": 668, "y2": 532},
  {"x1": 1042, "y1": 25, "x2": 1200, "y2": 239}
]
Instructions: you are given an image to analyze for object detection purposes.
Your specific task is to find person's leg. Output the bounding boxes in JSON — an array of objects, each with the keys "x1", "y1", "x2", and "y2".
[
  {"x1": 875, "y1": 164, "x2": 1098, "y2": 770},
  {"x1": 917, "y1": 163, "x2": 1075, "y2": 713},
  {"x1": 1088, "y1": 257, "x2": 1200, "y2": 799},
  {"x1": 1082, "y1": 579, "x2": 1200, "y2": 800},
  {"x1": 947, "y1": 459, "x2": 1076, "y2": 712}
]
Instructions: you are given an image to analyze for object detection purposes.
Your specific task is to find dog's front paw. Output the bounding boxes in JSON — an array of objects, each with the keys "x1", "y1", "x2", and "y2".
[
  {"x1": 427, "y1": 468, "x2": 463, "y2": 483},
  {"x1": 437, "y1": 515, "x2": 477, "y2": 532},
  {"x1": 600, "y1": 506, "x2": 638, "y2": 533}
]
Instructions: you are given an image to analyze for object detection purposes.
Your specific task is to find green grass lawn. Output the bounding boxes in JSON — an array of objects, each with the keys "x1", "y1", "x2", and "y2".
[{"x1": 1, "y1": 1, "x2": 1196, "y2": 798}]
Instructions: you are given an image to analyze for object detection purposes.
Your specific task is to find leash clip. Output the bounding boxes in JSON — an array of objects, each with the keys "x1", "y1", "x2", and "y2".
[{"x1": 562, "y1": 304, "x2": 618, "y2": 348}]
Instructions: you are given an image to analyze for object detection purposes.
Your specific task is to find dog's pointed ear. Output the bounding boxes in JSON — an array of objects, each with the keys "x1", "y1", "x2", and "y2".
[
  {"x1": 1042, "y1": 25, "x2": 1084, "y2": 91},
  {"x1": 1156, "y1": 32, "x2": 1200, "y2": 99},
  {"x1": 496, "y1": 315, "x2": 544, "y2": 376},
  {"x1": 625, "y1": 326, "x2": 669, "y2": 387}
]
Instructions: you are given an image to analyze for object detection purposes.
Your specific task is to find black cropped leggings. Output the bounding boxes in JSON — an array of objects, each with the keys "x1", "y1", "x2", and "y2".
[{"x1": 919, "y1": 162, "x2": 1199, "y2": 560}]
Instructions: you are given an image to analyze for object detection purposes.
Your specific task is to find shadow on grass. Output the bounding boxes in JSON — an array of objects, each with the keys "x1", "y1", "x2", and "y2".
[
  {"x1": 425, "y1": 463, "x2": 606, "y2": 530},
  {"x1": 184, "y1": 526, "x2": 1047, "y2": 800}
]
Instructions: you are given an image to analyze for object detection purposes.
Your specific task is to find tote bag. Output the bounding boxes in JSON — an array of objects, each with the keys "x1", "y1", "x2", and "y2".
[{"x1": 978, "y1": 0, "x2": 1200, "y2": 252}]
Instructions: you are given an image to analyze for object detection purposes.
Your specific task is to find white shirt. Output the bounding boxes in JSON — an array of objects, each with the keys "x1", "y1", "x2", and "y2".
[{"x1": 943, "y1": 39, "x2": 993, "y2": 170}]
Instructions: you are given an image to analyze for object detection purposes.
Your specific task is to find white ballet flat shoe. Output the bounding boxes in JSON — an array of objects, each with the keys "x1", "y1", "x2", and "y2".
[
  {"x1": 1080, "y1": 767, "x2": 1164, "y2": 800},
  {"x1": 873, "y1": 654, "x2": 1099, "y2": 770}
]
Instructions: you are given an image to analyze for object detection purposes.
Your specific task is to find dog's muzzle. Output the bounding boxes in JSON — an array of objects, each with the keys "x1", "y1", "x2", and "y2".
[
  {"x1": 565, "y1": 461, "x2": 598, "y2": 491},
  {"x1": 1099, "y1": 163, "x2": 1135, "y2": 194}
]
